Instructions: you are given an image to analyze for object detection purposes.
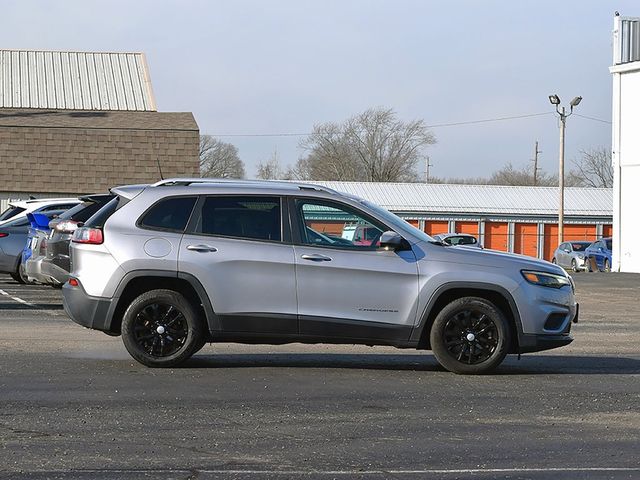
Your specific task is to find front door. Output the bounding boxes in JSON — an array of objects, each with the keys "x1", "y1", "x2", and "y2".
[
  {"x1": 292, "y1": 198, "x2": 419, "y2": 342},
  {"x1": 179, "y1": 195, "x2": 297, "y2": 334}
]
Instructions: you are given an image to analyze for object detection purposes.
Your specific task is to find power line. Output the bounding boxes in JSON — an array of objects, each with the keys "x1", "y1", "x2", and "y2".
[
  {"x1": 210, "y1": 111, "x2": 556, "y2": 137},
  {"x1": 574, "y1": 113, "x2": 612, "y2": 124}
]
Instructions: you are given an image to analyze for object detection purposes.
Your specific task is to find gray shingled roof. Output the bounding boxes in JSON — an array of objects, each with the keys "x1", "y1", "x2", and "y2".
[
  {"x1": 312, "y1": 181, "x2": 613, "y2": 217},
  {"x1": 0, "y1": 109, "x2": 197, "y2": 131}
]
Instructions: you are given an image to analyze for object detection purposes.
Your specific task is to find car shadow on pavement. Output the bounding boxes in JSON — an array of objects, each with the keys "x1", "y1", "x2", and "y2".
[
  {"x1": 0, "y1": 303, "x2": 63, "y2": 310},
  {"x1": 184, "y1": 353, "x2": 640, "y2": 375}
]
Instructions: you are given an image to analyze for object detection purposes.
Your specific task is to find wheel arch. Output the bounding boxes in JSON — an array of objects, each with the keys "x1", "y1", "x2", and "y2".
[
  {"x1": 411, "y1": 282, "x2": 523, "y2": 354},
  {"x1": 107, "y1": 270, "x2": 220, "y2": 336}
]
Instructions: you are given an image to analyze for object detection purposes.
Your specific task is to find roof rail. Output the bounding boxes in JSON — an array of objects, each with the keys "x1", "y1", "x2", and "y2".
[{"x1": 150, "y1": 177, "x2": 338, "y2": 194}]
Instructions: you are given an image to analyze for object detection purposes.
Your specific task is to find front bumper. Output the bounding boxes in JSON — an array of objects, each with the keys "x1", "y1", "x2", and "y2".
[
  {"x1": 62, "y1": 281, "x2": 118, "y2": 334},
  {"x1": 518, "y1": 333, "x2": 574, "y2": 353}
]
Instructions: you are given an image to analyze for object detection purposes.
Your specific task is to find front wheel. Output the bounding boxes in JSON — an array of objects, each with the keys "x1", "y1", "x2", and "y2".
[
  {"x1": 121, "y1": 289, "x2": 204, "y2": 368},
  {"x1": 571, "y1": 259, "x2": 578, "y2": 272},
  {"x1": 604, "y1": 258, "x2": 611, "y2": 273},
  {"x1": 430, "y1": 297, "x2": 510, "y2": 375}
]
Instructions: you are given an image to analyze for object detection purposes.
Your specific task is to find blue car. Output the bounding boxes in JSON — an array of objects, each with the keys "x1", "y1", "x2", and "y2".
[{"x1": 585, "y1": 237, "x2": 612, "y2": 272}]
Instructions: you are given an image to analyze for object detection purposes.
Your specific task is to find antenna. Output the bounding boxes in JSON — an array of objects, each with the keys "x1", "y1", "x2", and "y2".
[{"x1": 156, "y1": 157, "x2": 164, "y2": 181}]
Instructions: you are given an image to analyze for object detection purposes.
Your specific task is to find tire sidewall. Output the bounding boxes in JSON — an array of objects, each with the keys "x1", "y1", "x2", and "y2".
[
  {"x1": 430, "y1": 297, "x2": 510, "y2": 375},
  {"x1": 121, "y1": 289, "x2": 203, "y2": 368}
]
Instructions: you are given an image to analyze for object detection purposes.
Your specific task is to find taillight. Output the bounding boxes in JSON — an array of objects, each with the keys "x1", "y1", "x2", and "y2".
[
  {"x1": 39, "y1": 238, "x2": 48, "y2": 255},
  {"x1": 0, "y1": 233, "x2": 7, "y2": 238},
  {"x1": 55, "y1": 220, "x2": 80, "y2": 233},
  {"x1": 68, "y1": 278, "x2": 79, "y2": 287},
  {"x1": 72, "y1": 227, "x2": 103, "y2": 244}
]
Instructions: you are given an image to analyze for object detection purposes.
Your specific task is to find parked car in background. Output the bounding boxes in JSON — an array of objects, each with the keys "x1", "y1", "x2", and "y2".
[
  {"x1": 24, "y1": 213, "x2": 58, "y2": 284},
  {"x1": 42, "y1": 194, "x2": 114, "y2": 286},
  {"x1": 0, "y1": 198, "x2": 80, "y2": 227},
  {"x1": 433, "y1": 233, "x2": 482, "y2": 248},
  {"x1": 0, "y1": 210, "x2": 65, "y2": 283},
  {"x1": 585, "y1": 237, "x2": 613, "y2": 272},
  {"x1": 63, "y1": 178, "x2": 578, "y2": 375},
  {"x1": 552, "y1": 241, "x2": 591, "y2": 272}
]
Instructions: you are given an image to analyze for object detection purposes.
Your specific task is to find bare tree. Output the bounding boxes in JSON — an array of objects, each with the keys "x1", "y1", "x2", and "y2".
[
  {"x1": 487, "y1": 162, "x2": 556, "y2": 186},
  {"x1": 570, "y1": 147, "x2": 613, "y2": 188},
  {"x1": 256, "y1": 149, "x2": 295, "y2": 180},
  {"x1": 199, "y1": 135, "x2": 246, "y2": 179},
  {"x1": 295, "y1": 107, "x2": 436, "y2": 182}
]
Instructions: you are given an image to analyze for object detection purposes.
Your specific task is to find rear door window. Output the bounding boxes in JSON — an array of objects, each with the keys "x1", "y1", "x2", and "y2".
[
  {"x1": 139, "y1": 197, "x2": 198, "y2": 232},
  {"x1": 193, "y1": 196, "x2": 282, "y2": 242}
]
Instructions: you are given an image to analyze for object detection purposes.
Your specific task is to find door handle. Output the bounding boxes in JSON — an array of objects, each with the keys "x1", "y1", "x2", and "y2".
[
  {"x1": 186, "y1": 244, "x2": 218, "y2": 253},
  {"x1": 301, "y1": 253, "x2": 332, "y2": 262}
]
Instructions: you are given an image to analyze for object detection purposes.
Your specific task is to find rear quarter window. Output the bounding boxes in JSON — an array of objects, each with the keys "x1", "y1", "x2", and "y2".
[{"x1": 139, "y1": 197, "x2": 197, "y2": 232}]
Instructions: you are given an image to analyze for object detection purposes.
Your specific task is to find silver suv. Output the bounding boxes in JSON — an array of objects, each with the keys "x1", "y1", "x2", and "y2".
[{"x1": 62, "y1": 178, "x2": 578, "y2": 374}]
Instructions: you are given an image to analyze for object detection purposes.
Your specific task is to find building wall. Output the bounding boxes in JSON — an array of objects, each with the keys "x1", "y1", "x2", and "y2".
[
  {"x1": 0, "y1": 109, "x2": 199, "y2": 196},
  {"x1": 611, "y1": 62, "x2": 640, "y2": 272}
]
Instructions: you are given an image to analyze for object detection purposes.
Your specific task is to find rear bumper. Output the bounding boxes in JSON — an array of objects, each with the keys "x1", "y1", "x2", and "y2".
[
  {"x1": 25, "y1": 256, "x2": 50, "y2": 284},
  {"x1": 62, "y1": 281, "x2": 118, "y2": 334},
  {"x1": 41, "y1": 258, "x2": 70, "y2": 285}
]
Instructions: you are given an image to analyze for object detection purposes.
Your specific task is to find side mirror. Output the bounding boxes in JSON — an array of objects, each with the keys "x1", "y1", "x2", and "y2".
[{"x1": 379, "y1": 231, "x2": 410, "y2": 251}]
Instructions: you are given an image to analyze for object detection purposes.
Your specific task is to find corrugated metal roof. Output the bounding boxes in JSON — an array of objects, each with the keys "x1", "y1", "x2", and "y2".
[
  {"x1": 311, "y1": 182, "x2": 613, "y2": 217},
  {"x1": 0, "y1": 49, "x2": 156, "y2": 111}
]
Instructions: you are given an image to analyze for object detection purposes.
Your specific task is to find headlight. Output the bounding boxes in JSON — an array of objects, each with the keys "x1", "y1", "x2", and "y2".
[
  {"x1": 577, "y1": 254, "x2": 585, "y2": 259},
  {"x1": 521, "y1": 270, "x2": 571, "y2": 289}
]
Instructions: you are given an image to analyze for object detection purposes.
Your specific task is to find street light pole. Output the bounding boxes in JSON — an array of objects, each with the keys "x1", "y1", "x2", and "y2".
[
  {"x1": 549, "y1": 94, "x2": 582, "y2": 245},
  {"x1": 558, "y1": 108, "x2": 566, "y2": 244}
]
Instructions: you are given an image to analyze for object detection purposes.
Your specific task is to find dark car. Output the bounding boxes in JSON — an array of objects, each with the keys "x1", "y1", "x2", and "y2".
[
  {"x1": 585, "y1": 237, "x2": 613, "y2": 272},
  {"x1": 41, "y1": 194, "x2": 114, "y2": 286},
  {"x1": 0, "y1": 210, "x2": 66, "y2": 283}
]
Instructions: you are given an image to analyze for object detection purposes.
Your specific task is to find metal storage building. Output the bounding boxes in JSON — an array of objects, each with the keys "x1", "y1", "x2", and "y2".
[{"x1": 314, "y1": 181, "x2": 613, "y2": 261}]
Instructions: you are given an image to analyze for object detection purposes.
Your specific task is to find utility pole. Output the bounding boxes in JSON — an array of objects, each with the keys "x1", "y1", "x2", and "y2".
[
  {"x1": 532, "y1": 140, "x2": 541, "y2": 186},
  {"x1": 549, "y1": 94, "x2": 582, "y2": 245},
  {"x1": 424, "y1": 156, "x2": 432, "y2": 183}
]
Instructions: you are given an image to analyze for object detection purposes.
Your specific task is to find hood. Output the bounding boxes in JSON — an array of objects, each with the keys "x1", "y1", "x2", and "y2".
[{"x1": 422, "y1": 242, "x2": 567, "y2": 276}]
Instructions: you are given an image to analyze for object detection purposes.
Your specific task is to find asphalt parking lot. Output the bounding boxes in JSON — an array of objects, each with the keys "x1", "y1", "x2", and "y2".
[{"x1": 0, "y1": 273, "x2": 639, "y2": 480}]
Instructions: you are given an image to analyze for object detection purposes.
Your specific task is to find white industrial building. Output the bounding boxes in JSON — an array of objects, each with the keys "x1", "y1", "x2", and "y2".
[
  {"x1": 611, "y1": 15, "x2": 640, "y2": 273},
  {"x1": 315, "y1": 181, "x2": 612, "y2": 261}
]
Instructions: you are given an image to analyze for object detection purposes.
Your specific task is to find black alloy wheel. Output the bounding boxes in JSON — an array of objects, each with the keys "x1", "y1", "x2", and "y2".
[
  {"x1": 430, "y1": 297, "x2": 510, "y2": 374},
  {"x1": 132, "y1": 303, "x2": 189, "y2": 358},
  {"x1": 442, "y1": 310, "x2": 499, "y2": 365},
  {"x1": 121, "y1": 289, "x2": 204, "y2": 367}
]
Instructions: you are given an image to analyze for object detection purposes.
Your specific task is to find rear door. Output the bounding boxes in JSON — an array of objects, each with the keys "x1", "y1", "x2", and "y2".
[
  {"x1": 291, "y1": 197, "x2": 419, "y2": 342},
  {"x1": 179, "y1": 195, "x2": 297, "y2": 334}
]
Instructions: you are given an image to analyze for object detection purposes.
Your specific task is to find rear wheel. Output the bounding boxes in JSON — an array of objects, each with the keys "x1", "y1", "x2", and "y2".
[
  {"x1": 430, "y1": 297, "x2": 510, "y2": 375},
  {"x1": 121, "y1": 289, "x2": 204, "y2": 368}
]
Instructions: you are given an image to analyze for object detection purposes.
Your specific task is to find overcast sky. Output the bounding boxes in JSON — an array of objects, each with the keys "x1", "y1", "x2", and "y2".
[{"x1": 3, "y1": 1, "x2": 636, "y2": 179}]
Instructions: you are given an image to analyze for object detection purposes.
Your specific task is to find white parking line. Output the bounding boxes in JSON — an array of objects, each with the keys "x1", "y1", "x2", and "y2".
[
  {"x1": 0, "y1": 288, "x2": 36, "y2": 307},
  {"x1": 53, "y1": 467, "x2": 640, "y2": 476}
]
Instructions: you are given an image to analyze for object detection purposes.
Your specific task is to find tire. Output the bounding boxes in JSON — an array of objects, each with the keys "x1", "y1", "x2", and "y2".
[
  {"x1": 121, "y1": 289, "x2": 205, "y2": 368},
  {"x1": 604, "y1": 258, "x2": 611, "y2": 273},
  {"x1": 551, "y1": 258, "x2": 557, "y2": 265},
  {"x1": 430, "y1": 297, "x2": 510, "y2": 375},
  {"x1": 11, "y1": 262, "x2": 29, "y2": 284},
  {"x1": 571, "y1": 259, "x2": 578, "y2": 273}
]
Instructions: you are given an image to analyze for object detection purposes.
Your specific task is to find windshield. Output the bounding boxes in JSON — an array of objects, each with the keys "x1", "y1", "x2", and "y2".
[
  {"x1": 358, "y1": 199, "x2": 434, "y2": 243},
  {"x1": 571, "y1": 243, "x2": 589, "y2": 252}
]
